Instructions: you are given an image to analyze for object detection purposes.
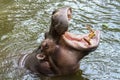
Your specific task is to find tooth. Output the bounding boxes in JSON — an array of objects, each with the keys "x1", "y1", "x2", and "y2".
[
  {"x1": 83, "y1": 38, "x2": 91, "y2": 45},
  {"x1": 84, "y1": 25, "x2": 96, "y2": 45}
]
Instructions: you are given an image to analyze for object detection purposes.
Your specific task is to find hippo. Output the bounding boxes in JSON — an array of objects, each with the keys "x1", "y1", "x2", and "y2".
[{"x1": 18, "y1": 7, "x2": 100, "y2": 76}]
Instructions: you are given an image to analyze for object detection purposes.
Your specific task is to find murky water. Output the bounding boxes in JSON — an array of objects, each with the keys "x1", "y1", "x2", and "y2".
[{"x1": 0, "y1": 0, "x2": 120, "y2": 80}]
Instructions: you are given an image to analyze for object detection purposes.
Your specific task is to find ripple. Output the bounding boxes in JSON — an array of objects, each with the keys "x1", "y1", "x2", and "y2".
[{"x1": 0, "y1": 0, "x2": 120, "y2": 80}]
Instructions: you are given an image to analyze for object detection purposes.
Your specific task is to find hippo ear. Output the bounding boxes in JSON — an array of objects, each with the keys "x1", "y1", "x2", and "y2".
[{"x1": 36, "y1": 54, "x2": 46, "y2": 60}]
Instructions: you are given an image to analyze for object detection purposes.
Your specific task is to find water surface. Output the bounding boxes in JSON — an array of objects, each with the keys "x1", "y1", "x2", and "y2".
[{"x1": 0, "y1": 0, "x2": 120, "y2": 80}]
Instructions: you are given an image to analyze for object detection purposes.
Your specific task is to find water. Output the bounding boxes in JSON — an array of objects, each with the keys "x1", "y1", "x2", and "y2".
[{"x1": 0, "y1": 0, "x2": 120, "y2": 80}]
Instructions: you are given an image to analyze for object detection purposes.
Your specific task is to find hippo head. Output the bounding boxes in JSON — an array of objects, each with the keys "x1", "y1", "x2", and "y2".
[{"x1": 48, "y1": 7, "x2": 100, "y2": 51}]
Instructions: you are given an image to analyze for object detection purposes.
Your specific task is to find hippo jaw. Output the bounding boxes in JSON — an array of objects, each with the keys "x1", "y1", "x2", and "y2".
[
  {"x1": 49, "y1": 7, "x2": 72, "y2": 39},
  {"x1": 63, "y1": 31, "x2": 100, "y2": 51}
]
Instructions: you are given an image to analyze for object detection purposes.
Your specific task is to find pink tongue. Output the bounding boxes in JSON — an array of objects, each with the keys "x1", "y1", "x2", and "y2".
[
  {"x1": 62, "y1": 31, "x2": 100, "y2": 50},
  {"x1": 63, "y1": 32, "x2": 88, "y2": 41}
]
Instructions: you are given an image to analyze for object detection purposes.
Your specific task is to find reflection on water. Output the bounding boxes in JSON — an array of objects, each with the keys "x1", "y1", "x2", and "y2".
[{"x1": 0, "y1": 0, "x2": 120, "y2": 80}]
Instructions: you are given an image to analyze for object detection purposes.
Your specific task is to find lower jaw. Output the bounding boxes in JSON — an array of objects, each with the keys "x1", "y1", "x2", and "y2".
[{"x1": 62, "y1": 30, "x2": 100, "y2": 50}]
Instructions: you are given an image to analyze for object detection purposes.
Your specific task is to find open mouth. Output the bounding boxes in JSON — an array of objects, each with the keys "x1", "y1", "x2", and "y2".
[{"x1": 62, "y1": 30, "x2": 100, "y2": 50}]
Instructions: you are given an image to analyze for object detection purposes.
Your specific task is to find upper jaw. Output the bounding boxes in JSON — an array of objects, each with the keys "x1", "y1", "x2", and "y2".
[
  {"x1": 52, "y1": 7, "x2": 72, "y2": 36},
  {"x1": 62, "y1": 30, "x2": 100, "y2": 51}
]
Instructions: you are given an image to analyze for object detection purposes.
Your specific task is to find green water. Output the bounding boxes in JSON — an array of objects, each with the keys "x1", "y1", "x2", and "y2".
[{"x1": 0, "y1": 0, "x2": 120, "y2": 80}]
